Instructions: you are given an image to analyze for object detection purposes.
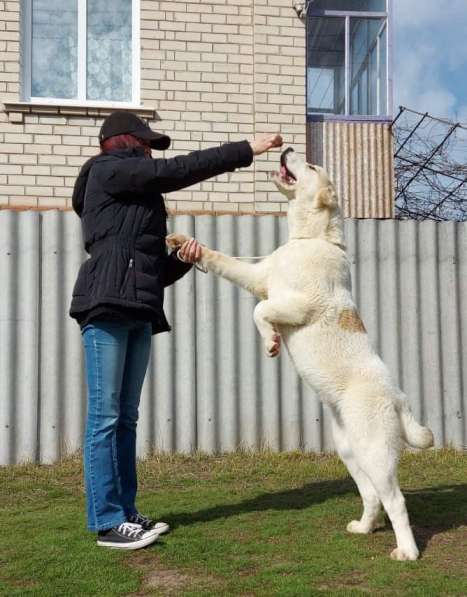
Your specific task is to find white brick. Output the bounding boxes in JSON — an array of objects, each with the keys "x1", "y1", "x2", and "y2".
[
  {"x1": 8, "y1": 111, "x2": 23, "y2": 123},
  {"x1": 4, "y1": 132, "x2": 32, "y2": 143},
  {"x1": 23, "y1": 165, "x2": 50, "y2": 175},
  {"x1": 24, "y1": 185, "x2": 53, "y2": 196},
  {"x1": 10, "y1": 154, "x2": 37, "y2": 165},
  {"x1": 62, "y1": 136, "x2": 90, "y2": 146},
  {"x1": 0, "y1": 184, "x2": 24, "y2": 195},
  {"x1": 37, "y1": 197, "x2": 67, "y2": 208},
  {"x1": 1, "y1": 143, "x2": 23, "y2": 154},
  {"x1": 0, "y1": 164, "x2": 21, "y2": 174},
  {"x1": 7, "y1": 197, "x2": 38, "y2": 207},
  {"x1": 38, "y1": 155, "x2": 66, "y2": 165}
]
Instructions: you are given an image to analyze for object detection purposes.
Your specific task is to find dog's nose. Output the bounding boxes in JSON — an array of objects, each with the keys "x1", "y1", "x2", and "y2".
[{"x1": 280, "y1": 147, "x2": 294, "y2": 166}]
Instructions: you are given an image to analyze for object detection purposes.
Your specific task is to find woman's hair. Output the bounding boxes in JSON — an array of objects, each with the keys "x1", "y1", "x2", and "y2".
[{"x1": 100, "y1": 133, "x2": 150, "y2": 154}]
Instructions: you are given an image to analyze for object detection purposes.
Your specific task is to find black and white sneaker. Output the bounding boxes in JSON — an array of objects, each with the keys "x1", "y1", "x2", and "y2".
[
  {"x1": 96, "y1": 522, "x2": 159, "y2": 550},
  {"x1": 128, "y1": 513, "x2": 170, "y2": 535}
]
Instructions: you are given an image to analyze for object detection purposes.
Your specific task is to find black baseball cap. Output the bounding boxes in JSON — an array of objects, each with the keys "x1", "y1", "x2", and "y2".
[{"x1": 99, "y1": 111, "x2": 171, "y2": 150}]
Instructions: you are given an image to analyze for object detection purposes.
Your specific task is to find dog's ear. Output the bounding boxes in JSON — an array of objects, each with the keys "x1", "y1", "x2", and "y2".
[{"x1": 316, "y1": 184, "x2": 338, "y2": 209}]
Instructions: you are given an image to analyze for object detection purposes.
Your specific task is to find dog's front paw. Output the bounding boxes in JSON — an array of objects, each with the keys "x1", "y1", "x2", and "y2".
[
  {"x1": 390, "y1": 546, "x2": 419, "y2": 561},
  {"x1": 166, "y1": 233, "x2": 189, "y2": 249},
  {"x1": 265, "y1": 333, "x2": 281, "y2": 358},
  {"x1": 346, "y1": 520, "x2": 374, "y2": 534}
]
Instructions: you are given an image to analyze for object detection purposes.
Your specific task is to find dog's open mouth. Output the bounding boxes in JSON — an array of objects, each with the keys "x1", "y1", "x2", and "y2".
[
  {"x1": 279, "y1": 149, "x2": 297, "y2": 185},
  {"x1": 279, "y1": 165, "x2": 296, "y2": 184}
]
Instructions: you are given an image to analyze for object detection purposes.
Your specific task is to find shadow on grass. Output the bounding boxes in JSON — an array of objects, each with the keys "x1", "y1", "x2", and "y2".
[
  {"x1": 163, "y1": 477, "x2": 355, "y2": 530},
  {"x1": 162, "y1": 479, "x2": 467, "y2": 555},
  {"x1": 405, "y1": 484, "x2": 467, "y2": 554}
]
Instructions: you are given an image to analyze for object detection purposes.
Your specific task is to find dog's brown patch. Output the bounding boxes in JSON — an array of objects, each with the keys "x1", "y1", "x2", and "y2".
[{"x1": 338, "y1": 308, "x2": 366, "y2": 333}]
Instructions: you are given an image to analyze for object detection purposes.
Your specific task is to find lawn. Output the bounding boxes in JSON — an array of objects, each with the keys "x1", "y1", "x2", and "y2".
[{"x1": 0, "y1": 450, "x2": 466, "y2": 597}]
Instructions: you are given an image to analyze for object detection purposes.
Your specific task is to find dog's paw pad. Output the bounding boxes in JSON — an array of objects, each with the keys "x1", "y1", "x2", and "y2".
[
  {"x1": 390, "y1": 547, "x2": 419, "y2": 561},
  {"x1": 166, "y1": 233, "x2": 189, "y2": 249},
  {"x1": 265, "y1": 334, "x2": 281, "y2": 358}
]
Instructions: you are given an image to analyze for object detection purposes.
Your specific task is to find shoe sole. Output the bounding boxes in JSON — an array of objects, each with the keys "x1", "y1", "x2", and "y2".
[
  {"x1": 97, "y1": 533, "x2": 159, "y2": 550},
  {"x1": 154, "y1": 523, "x2": 170, "y2": 535}
]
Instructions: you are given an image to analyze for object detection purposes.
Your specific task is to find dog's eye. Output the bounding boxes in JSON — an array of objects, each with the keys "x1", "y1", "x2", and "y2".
[{"x1": 307, "y1": 164, "x2": 316, "y2": 171}]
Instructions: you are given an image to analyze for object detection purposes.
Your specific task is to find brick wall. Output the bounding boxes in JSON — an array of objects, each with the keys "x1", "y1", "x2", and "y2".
[{"x1": 0, "y1": 0, "x2": 306, "y2": 212}]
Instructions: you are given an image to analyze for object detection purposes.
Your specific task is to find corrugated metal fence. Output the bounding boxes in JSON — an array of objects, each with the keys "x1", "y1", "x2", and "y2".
[{"x1": 0, "y1": 211, "x2": 466, "y2": 464}]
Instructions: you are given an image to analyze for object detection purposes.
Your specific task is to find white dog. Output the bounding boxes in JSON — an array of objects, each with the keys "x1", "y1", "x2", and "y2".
[{"x1": 167, "y1": 148, "x2": 434, "y2": 561}]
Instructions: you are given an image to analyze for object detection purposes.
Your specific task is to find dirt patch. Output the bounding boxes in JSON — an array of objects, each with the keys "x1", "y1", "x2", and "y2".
[
  {"x1": 142, "y1": 568, "x2": 192, "y2": 594},
  {"x1": 418, "y1": 525, "x2": 467, "y2": 571},
  {"x1": 317, "y1": 570, "x2": 372, "y2": 593},
  {"x1": 125, "y1": 549, "x2": 217, "y2": 596},
  {"x1": 2, "y1": 578, "x2": 40, "y2": 590}
]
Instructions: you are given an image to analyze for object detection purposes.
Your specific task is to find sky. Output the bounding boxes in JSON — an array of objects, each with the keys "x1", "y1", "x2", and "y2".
[{"x1": 394, "y1": 0, "x2": 467, "y2": 123}]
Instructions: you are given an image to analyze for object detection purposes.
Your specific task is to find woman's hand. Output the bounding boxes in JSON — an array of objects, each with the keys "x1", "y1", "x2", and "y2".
[
  {"x1": 177, "y1": 238, "x2": 202, "y2": 263},
  {"x1": 249, "y1": 133, "x2": 283, "y2": 156}
]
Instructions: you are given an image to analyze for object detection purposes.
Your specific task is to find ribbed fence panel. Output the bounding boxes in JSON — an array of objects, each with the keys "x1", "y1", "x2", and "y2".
[
  {"x1": 419, "y1": 222, "x2": 445, "y2": 445},
  {"x1": 0, "y1": 211, "x2": 16, "y2": 465},
  {"x1": 0, "y1": 211, "x2": 466, "y2": 464},
  {"x1": 398, "y1": 220, "x2": 424, "y2": 424},
  {"x1": 438, "y1": 223, "x2": 464, "y2": 447},
  {"x1": 0, "y1": 212, "x2": 40, "y2": 464},
  {"x1": 194, "y1": 215, "x2": 218, "y2": 453},
  {"x1": 459, "y1": 223, "x2": 467, "y2": 450}
]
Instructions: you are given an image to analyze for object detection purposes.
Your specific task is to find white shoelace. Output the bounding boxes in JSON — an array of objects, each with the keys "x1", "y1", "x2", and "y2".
[
  {"x1": 135, "y1": 514, "x2": 151, "y2": 525},
  {"x1": 117, "y1": 522, "x2": 142, "y2": 538}
]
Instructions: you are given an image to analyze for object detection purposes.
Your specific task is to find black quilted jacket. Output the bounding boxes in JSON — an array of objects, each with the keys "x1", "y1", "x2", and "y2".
[{"x1": 69, "y1": 141, "x2": 253, "y2": 334}]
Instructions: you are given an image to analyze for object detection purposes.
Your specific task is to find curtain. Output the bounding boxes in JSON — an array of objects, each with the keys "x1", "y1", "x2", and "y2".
[
  {"x1": 31, "y1": 0, "x2": 78, "y2": 98},
  {"x1": 87, "y1": 0, "x2": 132, "y2": 102}
]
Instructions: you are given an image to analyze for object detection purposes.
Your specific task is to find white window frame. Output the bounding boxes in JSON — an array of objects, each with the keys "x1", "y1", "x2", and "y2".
[
  {"x1": 348, "y1": 18, "x2": 387, "y2": 116},
  {"x1": 306, "y1": 0, "x2": 392, "y2": 121},
  {"x1": 21, "y1": 0, "x2": 140, "y2": 108}
]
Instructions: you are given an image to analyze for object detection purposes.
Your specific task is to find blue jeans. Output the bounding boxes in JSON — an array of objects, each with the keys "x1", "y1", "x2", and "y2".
[{"x1": 81, "y1": 320, "x2": 152, "y2": 531}]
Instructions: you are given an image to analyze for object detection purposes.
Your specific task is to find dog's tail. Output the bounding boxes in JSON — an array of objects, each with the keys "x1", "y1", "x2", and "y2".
[{"x1": 398, "y1": 401, "x2": 434, "y2": 449}]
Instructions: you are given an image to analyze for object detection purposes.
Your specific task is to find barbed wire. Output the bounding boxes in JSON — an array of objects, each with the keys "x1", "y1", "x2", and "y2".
[{"x1": 391, "y1": 106, "x2": 467, "y2": 221}]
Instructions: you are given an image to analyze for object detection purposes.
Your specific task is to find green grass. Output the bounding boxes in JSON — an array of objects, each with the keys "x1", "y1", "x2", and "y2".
[{"x1": 0, "y1": 450, "x2": 466, "y2": 597}]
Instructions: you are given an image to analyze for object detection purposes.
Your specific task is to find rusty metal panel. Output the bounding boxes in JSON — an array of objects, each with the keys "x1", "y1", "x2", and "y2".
[
  {"x1": 0, "y1": 211, "x2": 465, "y2": 464},
  {"x1": 308, "y1": 121, "x2": 395, "y2": 219}
]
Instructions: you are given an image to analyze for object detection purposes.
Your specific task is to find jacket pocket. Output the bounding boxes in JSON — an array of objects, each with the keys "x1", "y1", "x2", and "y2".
[{"x1": 119, "y1": 257, "x2": 136, "y2": 300}]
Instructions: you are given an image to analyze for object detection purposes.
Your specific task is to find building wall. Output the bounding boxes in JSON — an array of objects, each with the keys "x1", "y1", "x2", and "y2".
[
  {"x1": 0, "y1": 0, "x2": 306, "y2": 213},
  {"x1": 1, "y1": 211, "x2": 466, "y2": 464}
]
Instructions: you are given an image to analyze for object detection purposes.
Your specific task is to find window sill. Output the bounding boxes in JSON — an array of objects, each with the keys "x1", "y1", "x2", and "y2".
[
  {"x1": 3, "y1": 101, "x2": 159, "y2": 121},
  {"x1": 307, "y1": 113, "x2": 393, "y2": 123}
]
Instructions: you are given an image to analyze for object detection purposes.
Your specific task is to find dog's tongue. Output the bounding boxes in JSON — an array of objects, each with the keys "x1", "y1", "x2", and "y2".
[{"x1": 280, "y1": 165, "x2": 288, "y2": 178}]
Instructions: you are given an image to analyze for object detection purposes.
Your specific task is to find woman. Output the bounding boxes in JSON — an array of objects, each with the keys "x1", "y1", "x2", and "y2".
[{"x1": 70, "y1": 111, "x2": 282, "y2": 550}]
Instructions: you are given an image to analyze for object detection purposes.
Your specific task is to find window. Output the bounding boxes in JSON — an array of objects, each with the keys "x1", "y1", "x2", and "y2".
[
  {"x1": 22, "y1": 0, "x2": 140, "y2": 105},
  {"x1": 349, "y1": 18, "x2": 386, "y2": 115},
  {"x1": 307, "y1": 17, "x2": 346, "y2": 115},
  {"x1": 306, "y1": 0, "x2": 391, "y2": 119},
  {"x1": 310, "y1": 0, "x2": 386, "y2": 10}
]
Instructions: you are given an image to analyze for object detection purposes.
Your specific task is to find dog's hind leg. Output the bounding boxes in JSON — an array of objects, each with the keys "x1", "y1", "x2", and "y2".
[
  {"x1": 341, "y1": 405, "x2": 420, "y2": 561},
  {"x1": 330, "y1": 414, "x2": 381, "y2": 534},
  {"x1": 253, "y1": 294, "x2": 310, "y2": 356},
  {"x1": 359, "y1": 454, "x2": 419, "y2": 560}
]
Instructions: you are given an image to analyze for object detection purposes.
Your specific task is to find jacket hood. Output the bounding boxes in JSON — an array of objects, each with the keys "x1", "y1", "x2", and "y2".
[
  {"x1": 72, "y1": 154, "x2": 101, "y2": 216},
  {"x1": 72, "y1": 148, "x2": 147, "y2": 216}
]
